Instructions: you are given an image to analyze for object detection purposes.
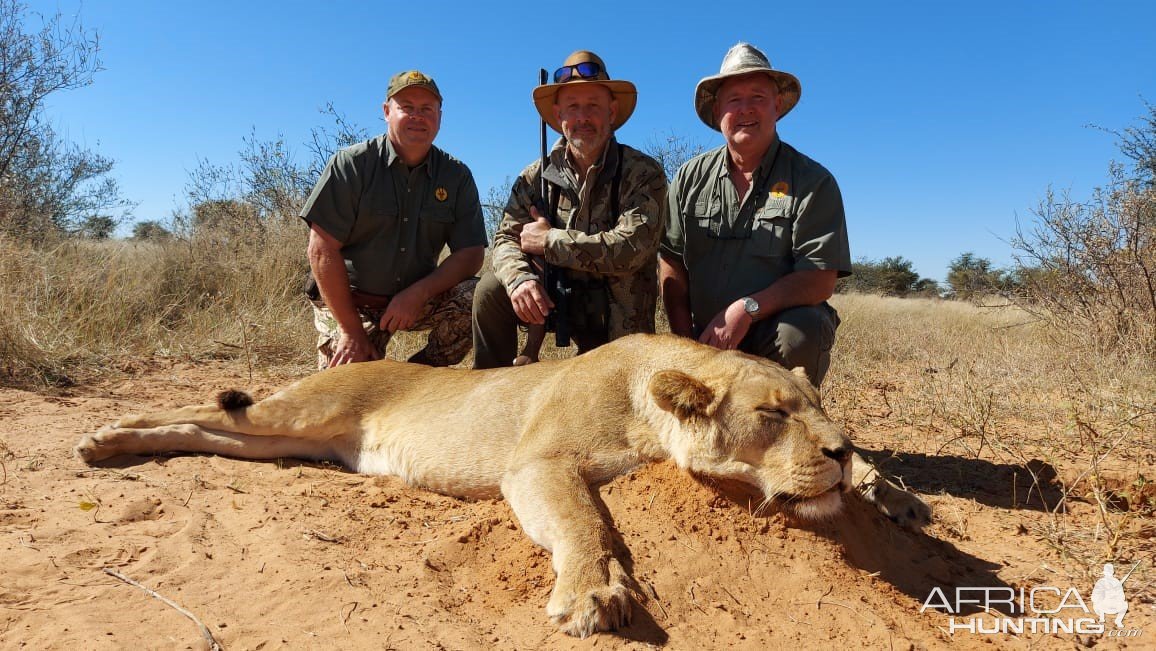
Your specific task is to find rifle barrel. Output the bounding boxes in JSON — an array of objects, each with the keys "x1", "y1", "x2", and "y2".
[{"x1": 539, "y1": 68, "x2": 548, "y2": 202}]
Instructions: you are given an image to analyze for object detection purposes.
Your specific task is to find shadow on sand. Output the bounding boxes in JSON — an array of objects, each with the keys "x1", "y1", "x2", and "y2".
[
  {"x1": 699, "y1": 474, "x2": 1015, "y2": 618},
  {"x1": 857, "y1": 447, "x2": 1067, "y2": 512}
]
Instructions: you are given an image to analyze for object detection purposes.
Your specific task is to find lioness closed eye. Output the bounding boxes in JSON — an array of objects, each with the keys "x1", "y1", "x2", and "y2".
[{"x1": 76, "y1": 333, "x2": 930, "y2": 638}]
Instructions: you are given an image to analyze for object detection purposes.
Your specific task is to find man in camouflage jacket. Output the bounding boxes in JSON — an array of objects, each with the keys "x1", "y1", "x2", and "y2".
[{"x1": 472, "y1": 51, "x2": 668, "y2": 368}]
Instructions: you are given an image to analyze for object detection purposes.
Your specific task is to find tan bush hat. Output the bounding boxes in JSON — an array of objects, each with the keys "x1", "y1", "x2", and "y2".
[
  {"x1": 386, "y1": 70, "x2": 442, "y2": 103},
  {"x1": 532, "y1": 51, "x2": 637, "y2": 134},
  {"x1": 694, "y1": 43, "x2": 801, "y2": 130}
]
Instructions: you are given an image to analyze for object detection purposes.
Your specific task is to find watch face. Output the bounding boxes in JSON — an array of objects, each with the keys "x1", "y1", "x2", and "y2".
[{"x1": 743, "y1": 297, "x2": 760, "y2": 315}]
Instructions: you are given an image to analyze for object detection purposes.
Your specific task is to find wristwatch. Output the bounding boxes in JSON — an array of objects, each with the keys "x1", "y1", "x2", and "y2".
[{"x1": 741, "y1": 296, "x2": 760, "y2": 319}]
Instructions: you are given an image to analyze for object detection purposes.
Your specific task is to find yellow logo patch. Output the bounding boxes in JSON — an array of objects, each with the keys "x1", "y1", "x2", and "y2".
[
  {"x1": 408, "y1": 71, "x2": 428, "y2": 83},
  {"x1": 771, "y1": 181, "x2": 790, "y2": 198},
  {"x1": 434, "y1": 187, "x2": 448, "y2": 202}
]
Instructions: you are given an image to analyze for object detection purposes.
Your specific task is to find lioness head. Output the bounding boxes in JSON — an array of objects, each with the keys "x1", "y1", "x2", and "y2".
[{"x1": 649, "y1": 352, "x2": 851, "y2": 520}]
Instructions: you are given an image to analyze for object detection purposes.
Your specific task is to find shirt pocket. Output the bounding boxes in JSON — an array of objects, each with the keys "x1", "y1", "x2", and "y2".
[
  {"x1": 689, "y1": 196, "x2": 723, "y2": 239},
  {"x1": 352, "y1": 184, "x2": 399, "y2": 242},
  {"x1": 420, "y1": 204, "x2": 456, "y2": 246},
  {"x1": 751, "y1": 206, "x2": 792, "y2": 258}
]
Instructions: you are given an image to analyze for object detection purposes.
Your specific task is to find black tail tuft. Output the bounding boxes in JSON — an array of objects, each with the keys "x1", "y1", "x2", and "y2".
[{"x1": 217, "y1": 389, "x2": 254, "y2": 411}]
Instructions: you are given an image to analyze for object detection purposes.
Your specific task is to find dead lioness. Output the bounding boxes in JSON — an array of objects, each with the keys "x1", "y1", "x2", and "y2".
[{"x1": 76, "y1": 333, "x2": 930, "y2": 638}]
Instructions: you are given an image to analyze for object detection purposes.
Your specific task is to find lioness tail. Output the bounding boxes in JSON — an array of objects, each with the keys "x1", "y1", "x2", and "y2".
[{"x1": 217, "y1": 389, "x2": 254, "y2": 411}]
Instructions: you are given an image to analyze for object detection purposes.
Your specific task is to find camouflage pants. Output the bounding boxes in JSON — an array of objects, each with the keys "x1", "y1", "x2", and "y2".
[{"x1": 311, "y1": 278, "x2": 478, "y2": 369}]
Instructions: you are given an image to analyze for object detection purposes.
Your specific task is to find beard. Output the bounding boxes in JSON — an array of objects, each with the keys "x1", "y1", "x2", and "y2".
[{"x1": 564, "y1": 127, "x2": 609, "y2": 163}]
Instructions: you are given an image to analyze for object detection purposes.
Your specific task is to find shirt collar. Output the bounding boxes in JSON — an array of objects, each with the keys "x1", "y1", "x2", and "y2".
[
  {"x1": 383, "y1": 135, "x2": 437, "y2": 178},
  {"x1": 546, "y1": 136, "x2": 618, "y2": 189},
  {"x1": 718, "y1": 134, "x2": 782, "y2": 181},
  {"x1": 756, "y1": 134, "x2": 782, "y2": 182}
]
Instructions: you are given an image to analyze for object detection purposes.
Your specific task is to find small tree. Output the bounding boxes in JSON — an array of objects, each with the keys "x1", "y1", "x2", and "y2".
[
  {"x1": 306, "y1": 103, "x2": 371, "y2": 181},
  {"x1": 132, "y1": 220, "x2": 171, "y2": 240},
  {"x1": 75, "y1": 215, "x2": 115, "y2": 239},
  {"x1": 643, "y1": 130, "x2": 706, "y2": 181},
  {"x1": 0, "y1": 0, "x2": 129, "y2": 241},
  {"x1": 176, "y1": 104, "x2": 371, "y2": 237},
  {"x1": 947, "y1": 252, "x2": 1006, "y2": 300},
  {"x1": 482, "y1": 177, "x2": 514, "y2": 240},
  {"x1": 1011, "y1": 104, "x2": 1155, "y2": 357},
  {"x1": 839, "y1": 256, "x2": 936, "y2": 296}
]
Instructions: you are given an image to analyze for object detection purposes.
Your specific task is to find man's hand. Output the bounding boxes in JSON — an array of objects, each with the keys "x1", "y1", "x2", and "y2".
[
  {"x1": 698, "y1": 299, "x2": 753, "y2": 350},
  {"x1": 519, "y1": 206, "x2": 551, "y2": 256},
  {"x1": 510, "y1": 279, "x2": 554, "y2": 325},
  {"x1": 329, "y1": 329, "x2": 381, "y2": 367},
  {"x1": 380, "y1": 285, "x2": 429, "y2": 333}
]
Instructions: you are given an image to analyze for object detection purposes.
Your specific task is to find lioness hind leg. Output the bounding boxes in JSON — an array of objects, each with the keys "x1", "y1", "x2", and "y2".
[
  {"x1": 851, "y1": 452, "x2": 932, "y2": 530},
  {"x1": 75, "y1": 423, "x2": 342, "y2": 465},
  {"x1": 502, "y1": 462, "x2": 632, "y2": 638},
  {"x1": 115, "y1": 389, "x2": 345, "y2": 441}
]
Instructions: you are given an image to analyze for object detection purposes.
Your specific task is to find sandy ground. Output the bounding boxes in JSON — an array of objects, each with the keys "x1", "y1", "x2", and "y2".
[{"x1": 0, "y1": 358, "x2": 1152, "y2": 650}]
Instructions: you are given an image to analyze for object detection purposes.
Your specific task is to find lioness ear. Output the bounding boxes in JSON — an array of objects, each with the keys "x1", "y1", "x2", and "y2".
[{"x1": 650, "y1": 370, "x2": 714, "y2": 420}]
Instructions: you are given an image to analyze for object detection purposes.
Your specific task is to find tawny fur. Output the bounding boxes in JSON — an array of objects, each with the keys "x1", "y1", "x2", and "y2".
[{"x1": 76, "y1": 333, "x2": 930, "y2": 638}]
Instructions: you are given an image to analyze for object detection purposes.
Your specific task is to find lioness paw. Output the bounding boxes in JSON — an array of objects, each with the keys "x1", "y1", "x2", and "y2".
[
  {"x1": 74, "y1": 426, "x2": 125, "y2": 464},
  {"x1": 548, "y1": 582, "x2": 632, "y2": 638},
  {"x1": 861, "y1": 478, "x2": 932, "y2": 530}
]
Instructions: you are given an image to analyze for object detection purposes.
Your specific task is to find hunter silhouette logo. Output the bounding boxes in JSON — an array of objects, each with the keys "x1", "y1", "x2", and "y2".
[{"x1": 1092, "y1": 563, "x2": 1129, "y2": 628}]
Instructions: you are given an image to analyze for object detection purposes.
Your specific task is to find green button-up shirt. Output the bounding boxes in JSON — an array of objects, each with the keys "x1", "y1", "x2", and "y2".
[
  {"x1": 300, "y1": 135, "x2": 487, "y2": 296},
  {"x1": 662, "y1": 137, "x2": 851, "y2": 333}
]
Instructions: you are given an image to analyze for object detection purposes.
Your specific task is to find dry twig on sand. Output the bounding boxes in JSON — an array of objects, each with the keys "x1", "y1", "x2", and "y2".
[{"x1": 102, "y1": 567, "x2": 222, "y2": 651}]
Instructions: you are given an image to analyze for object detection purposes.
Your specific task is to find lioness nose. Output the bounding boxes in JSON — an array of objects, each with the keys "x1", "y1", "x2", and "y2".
[{"x1": 822, "y1": 445, "x2": 851, "y2": 463}]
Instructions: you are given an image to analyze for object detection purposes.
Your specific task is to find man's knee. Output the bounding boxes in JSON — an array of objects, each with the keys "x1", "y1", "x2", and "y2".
[
  {"x1": 472, "y1": 271, "x2": 511, "y2": 314},
  {"x1": 742, "y1": 304, "x2": 838, "y2": 386},
  {"x1": 472, "y1": 271, "x2": 519, "y2": 369},
  {"x1": 446, "y1": 276, "x2": 479, "y2": 314}
]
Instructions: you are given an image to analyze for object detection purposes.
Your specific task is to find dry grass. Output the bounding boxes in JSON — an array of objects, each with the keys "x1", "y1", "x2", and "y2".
[
  {"x1": 0, "y1": 223, "x2": 314, "y2": 385},
  {"x1": 827, "y1": 293, "x2": 1154, "y2": 596}
]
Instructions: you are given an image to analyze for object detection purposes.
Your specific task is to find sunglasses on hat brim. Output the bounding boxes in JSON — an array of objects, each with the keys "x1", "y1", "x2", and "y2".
[{"x1": 552, "y1": 61, "x2": 603, "y2": 84}]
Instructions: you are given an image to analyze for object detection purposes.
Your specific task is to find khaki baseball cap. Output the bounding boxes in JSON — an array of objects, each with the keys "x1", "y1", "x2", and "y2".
[{"x1": 386, "y1": 70, "x2": 442, "y2": 103}]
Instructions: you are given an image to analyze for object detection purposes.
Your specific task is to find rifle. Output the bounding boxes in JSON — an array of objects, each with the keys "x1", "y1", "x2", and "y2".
[{"x1": 514, "y1": 68, "x2": 571, "y2": 365}]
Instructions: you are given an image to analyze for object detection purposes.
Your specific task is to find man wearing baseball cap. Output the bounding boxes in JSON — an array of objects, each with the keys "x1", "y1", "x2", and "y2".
[
  {"x1": 301, "y1": 70, "x2": 486, "y2": 369},
  {"x1": 472, "y1": 51, "x2": 668, "y2": 367},
  {"x1": 660, "y1": 43, "x2": 852, "y2": 387}
]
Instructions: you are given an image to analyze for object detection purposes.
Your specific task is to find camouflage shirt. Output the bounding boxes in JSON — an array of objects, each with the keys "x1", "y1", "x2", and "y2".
[{"x1": 492, "y1": 137, "x2": 668, "y2": 339}]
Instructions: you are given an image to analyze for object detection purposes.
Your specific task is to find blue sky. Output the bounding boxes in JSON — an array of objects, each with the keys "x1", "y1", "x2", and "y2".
[{"x1": 31, "y1": 0, "x2": 1156, "y2": 281}]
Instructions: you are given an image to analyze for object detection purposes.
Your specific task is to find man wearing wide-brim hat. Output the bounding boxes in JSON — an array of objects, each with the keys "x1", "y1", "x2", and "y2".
[
  {"x1": 659, "y1": 43, "x2": 852, "y2": 387},
  {"x1": 473, "y1": 50, "x2": 668, "y2": 368}
]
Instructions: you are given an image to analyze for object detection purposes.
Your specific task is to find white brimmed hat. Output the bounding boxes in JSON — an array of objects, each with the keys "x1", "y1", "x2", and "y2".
[{"x1": 694, "y1": 42, "x2": 801, "y2": 130}]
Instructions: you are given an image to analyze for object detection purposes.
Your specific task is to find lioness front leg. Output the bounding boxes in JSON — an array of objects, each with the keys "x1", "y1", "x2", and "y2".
[
  {"x1": 852, "y1": 452, "x2": 932, "y2": 530},
  {"x1": 501, "y1": 461, "x2": 631, "y2": 638}
]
